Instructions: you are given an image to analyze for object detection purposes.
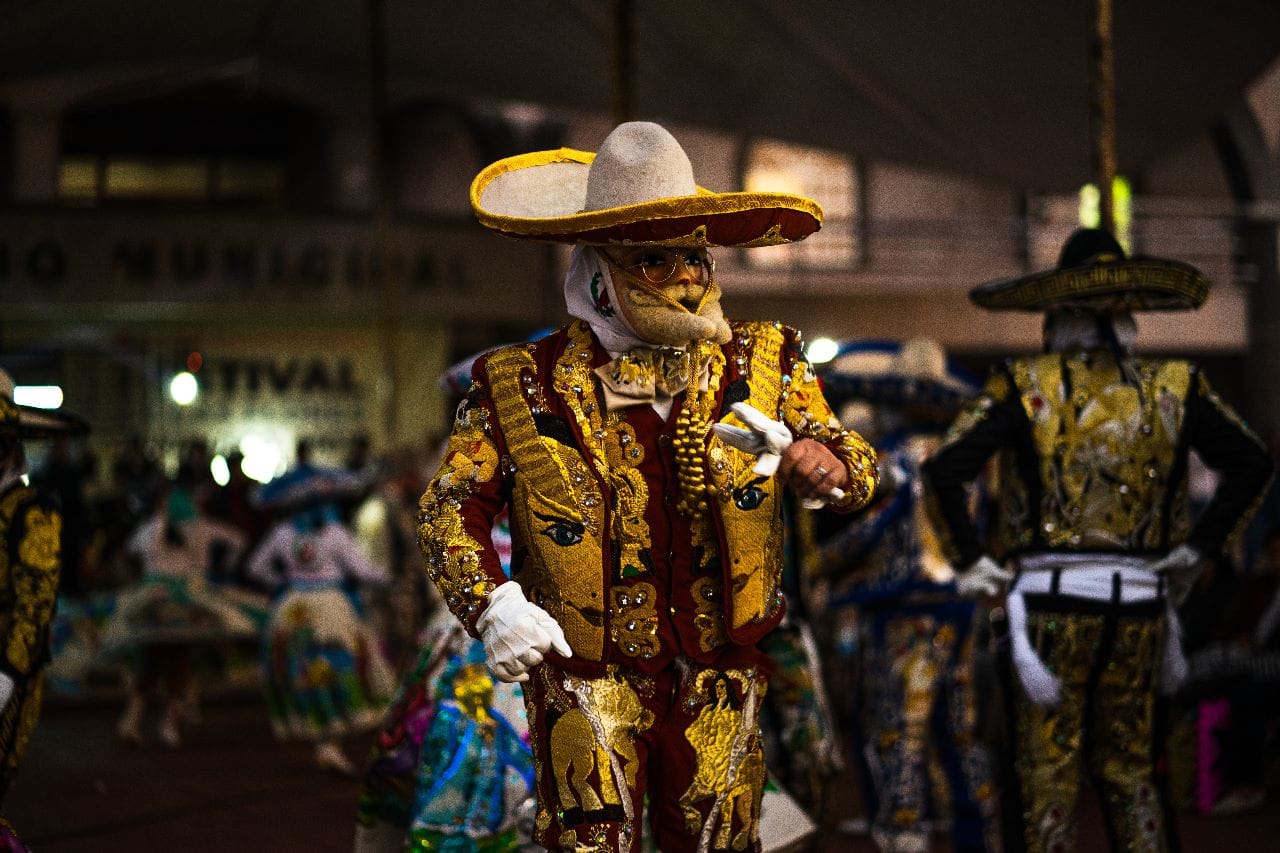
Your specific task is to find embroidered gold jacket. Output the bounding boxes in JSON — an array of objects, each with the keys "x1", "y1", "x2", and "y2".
[
  {"x1": 922, "y1": 351, "x2": 1272, "y2": 566},
  {"x1": 0, "y1": 483, "x2": 62, "y2": 686},
  {"x1": 418, "y1": 320, "x2": 877, "y2": 677}
]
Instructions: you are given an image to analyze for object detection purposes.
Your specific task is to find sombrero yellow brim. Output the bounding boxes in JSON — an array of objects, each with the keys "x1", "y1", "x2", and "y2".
[
  {"x1": 471, "y1": 149, "x2": 823, "y2": 248},
  {"x1": 970, "y1": 257, "x2": 1210, "y2": 312}
]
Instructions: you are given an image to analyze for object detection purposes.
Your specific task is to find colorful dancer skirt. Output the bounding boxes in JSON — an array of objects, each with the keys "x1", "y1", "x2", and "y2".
[
  {"x1": 355, "y1": 618, "x2": 533, "y2": 853},
  {"x1": 97, "y1": 574, "x2": 260, "y2": 659},
  {"x1": 261, "y1": 584, "x2": 395, "y2": 741}
]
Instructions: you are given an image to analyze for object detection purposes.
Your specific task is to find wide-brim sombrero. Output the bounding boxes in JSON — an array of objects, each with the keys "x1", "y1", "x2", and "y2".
[
  {"x1": 819, "y1": 339, "x2": 977, "y2": 423},
  {"x1": 970, "y1": 228, "x2": 1210, "y2": 312},
  {"x1": 0, "y1": 370, "x2": 89, "y2": 438},
  {"x1": 254, "y1": 464, "x2": 368, "y2": 513},
  {"x1": 470, "y1": 122, "x2": 822, "y2": 248}
]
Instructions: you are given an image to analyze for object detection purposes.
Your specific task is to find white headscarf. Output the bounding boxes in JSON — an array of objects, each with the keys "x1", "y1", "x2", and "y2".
[{"x1": 563, "y1": 245, "x2": 648, "y2": 354}]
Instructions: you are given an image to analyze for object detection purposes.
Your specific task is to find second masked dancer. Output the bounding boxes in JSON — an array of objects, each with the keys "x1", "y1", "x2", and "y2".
[{"x1": 922, "y1": 228, "x2": 1273, "y2": 852}]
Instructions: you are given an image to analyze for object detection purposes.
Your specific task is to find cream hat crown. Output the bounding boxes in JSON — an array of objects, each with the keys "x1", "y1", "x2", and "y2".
[
  {"x1": 583, "y1": 122, "x2": 697, "y2": 211},
  {"x1": 471, "y1": 121, "x2": 823, "y2": 248}
]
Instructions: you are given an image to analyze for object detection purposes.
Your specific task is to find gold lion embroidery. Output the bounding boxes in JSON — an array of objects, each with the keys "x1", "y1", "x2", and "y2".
[{"x1": 550, "y1": 671, "x2": 654, "y2": 820}]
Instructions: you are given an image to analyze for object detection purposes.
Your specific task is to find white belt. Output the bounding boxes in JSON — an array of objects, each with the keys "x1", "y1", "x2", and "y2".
[{"x1": 1006, "y1": 553, "x2": 1186, "y2": 708}]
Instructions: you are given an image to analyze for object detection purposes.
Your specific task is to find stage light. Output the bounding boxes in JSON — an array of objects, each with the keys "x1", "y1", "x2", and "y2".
[
  {"x1": 806, "y1": 337, "x2": 840, "y2": 364},
  {"x1": 210, "y1": 454, "x2": 231, "y2": 487},
  {"x1": 169, "y1": 372, "x2": 199, "y2": 406},
  {"x1": 239, "y1": 434, "x2": 285, "y2": 483},
  {"x1": 13, "y1": 386, "x2": 63, "y2": 409}
]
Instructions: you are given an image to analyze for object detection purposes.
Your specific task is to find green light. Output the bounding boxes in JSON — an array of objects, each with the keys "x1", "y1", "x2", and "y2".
[
  {"x1": 1078, "y1": 184, "x2": 1101, "y2": 228},
  {"x1": 1112, "y1": 176, "x2": 1133, "y2": 254},
  {"x1": 1077, "y1": 176, "x2": 1132, "y2": 250}
]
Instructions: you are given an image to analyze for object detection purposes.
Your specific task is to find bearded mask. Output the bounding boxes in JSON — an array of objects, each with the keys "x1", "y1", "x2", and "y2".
[{"x1": 610, "y1": 263, "x2": 733, "y2": 347}]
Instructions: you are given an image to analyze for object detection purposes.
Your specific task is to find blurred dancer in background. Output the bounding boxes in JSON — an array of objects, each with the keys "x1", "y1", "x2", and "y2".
[
  {"x1": 0, "y1": 369, "x2": 86, "y2": 848},
  {"x1": 817, "y1": 340, "x2": 998, "y2": 853},
  {"x1": 923, "y1": 229, "x2": 1273, "y2": 852},
  {"x1": 757, "y1": 492, "x2": 844, "y2": 824},
  {"x1": 101, "y1": 478, "x2": 255, "y2": 749},
  {"x1": 249, "y1": 461, "x2": 395, "y2": 776}
]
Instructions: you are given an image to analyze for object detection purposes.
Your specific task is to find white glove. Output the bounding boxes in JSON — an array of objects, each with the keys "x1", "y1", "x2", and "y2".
[
  {"x1": 0, "y1": 672, "x2": 13, "y2": 714},
  {"x1": 711, "y1": 402, "x2": 845, "y2": 509},
  {"x1": 955, "y1": 555, "x2": 1014, "y2": 598},
  {"x1": 476, "y1": 581, "x2": 572, "y2": 683},
  {"x1": 1149, "y1": 544, "x2": 1203, "y2": 608}
]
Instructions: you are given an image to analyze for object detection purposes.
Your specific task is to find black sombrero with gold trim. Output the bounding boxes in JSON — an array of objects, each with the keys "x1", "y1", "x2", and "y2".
[
  {"x1": 471, "y1": 122, "x2": 822, "y2": 248},
  {"x1": 970, "y1": 228, "x2": 1210, "y2": 312}
]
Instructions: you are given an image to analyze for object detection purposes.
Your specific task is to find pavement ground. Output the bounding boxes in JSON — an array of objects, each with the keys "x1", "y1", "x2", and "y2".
[{"x1": 6, "y1": 698, "x2": 1279, "y2": 852}]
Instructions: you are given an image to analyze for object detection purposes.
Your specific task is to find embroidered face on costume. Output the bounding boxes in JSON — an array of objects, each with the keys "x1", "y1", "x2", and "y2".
[
  {"x1": 598, "y1": 246, "x2": 732, "y2": 347},
  {"x1": 709, "y1": 440, "x2": 783, "y2": 630},
  {"x1": 510, "y1": 472, "x2": 606, "y2": 660}
]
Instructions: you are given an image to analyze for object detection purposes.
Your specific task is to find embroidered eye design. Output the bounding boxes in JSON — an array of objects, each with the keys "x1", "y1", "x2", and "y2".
[
  {"x1": 732, "y1": 477, "x2": 768, "y2": 511},
  {"x1": 534, "y1": 512, "x2": 585, "y2": 547}
]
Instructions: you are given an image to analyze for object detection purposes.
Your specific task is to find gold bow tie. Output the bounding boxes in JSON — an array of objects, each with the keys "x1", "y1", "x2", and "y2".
[{"x1": 594, "y1": 347, "x2": 702, "y2": 410}]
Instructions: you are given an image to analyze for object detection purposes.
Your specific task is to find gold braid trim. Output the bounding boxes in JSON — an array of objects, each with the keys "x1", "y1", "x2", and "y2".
[
  {"x1": 552, "y1": 322, "x2": 610, "y2": 476},
  {"x1": 487, "y1": 347, "x2": 569, "y2": 498},
  {"x1": 553, "y1": 322, "x2": 653, "y2": 583},
  {"x1": 674, "y1": 340, "x2": 727, "y2": 517}
]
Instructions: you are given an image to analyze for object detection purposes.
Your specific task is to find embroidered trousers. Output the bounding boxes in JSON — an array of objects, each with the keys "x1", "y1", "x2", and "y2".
[
  {"x1": 1012, "y1": 595, "x2": 1168, "y2": 852},
  {"x1": 522, "y1": 658, "x2": 768, "y2": 853}
]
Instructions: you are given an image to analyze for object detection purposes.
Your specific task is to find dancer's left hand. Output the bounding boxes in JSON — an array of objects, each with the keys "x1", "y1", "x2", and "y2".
[
  {"x1": 778, "y1": 439, "x2": 849, "y2": 504},
  {"x1": 713, "y1": 402, "x2": 846, "y2": 507}
]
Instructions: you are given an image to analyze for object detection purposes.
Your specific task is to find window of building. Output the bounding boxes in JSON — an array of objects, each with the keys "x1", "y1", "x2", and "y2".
[
  {"x1": 742, "y1": 139, "x2": 860, "y2": 269},
  {"x1": 57, "y1": 155, "x2": 285, "y2": 204}
]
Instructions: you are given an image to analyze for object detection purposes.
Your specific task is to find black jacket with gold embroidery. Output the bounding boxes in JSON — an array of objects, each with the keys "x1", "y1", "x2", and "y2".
[
  {"x1": 922, "y1": 351, "x2": 1272, "y2": 567},
  {"x1": 418, "y1": 320, "x2": 877, "y2": 678},
  {"x1": 0, "y1": 483, "x2": 62, "y2": 686}
]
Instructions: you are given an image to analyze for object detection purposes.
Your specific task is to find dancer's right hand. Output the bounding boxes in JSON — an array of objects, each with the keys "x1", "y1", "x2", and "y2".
[{"x1": 476, "y1": 581, "x2": 572, "y2": 683}]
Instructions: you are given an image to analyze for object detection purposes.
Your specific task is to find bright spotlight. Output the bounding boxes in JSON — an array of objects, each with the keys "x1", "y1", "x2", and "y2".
[
  {"x1": 239, "y1": 434, "x2": 284, "y2": 483},
  {"x1": 210, "y1": 454, "x2": 231, "y2": 487},
  {"x1": 806, "y1": 337, "x2": 840, "y2": 364},
  {"x1": 169, "y1": 372, "x2": 199, "y2": 406},
  {"x1": 13, "y1": 386, "x2": 64, "y2": 409}
]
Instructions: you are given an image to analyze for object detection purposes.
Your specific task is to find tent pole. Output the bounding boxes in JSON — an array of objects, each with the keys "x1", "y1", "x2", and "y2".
[
  {"x1": 1090, "y1": 0, "x2": 1117, "y2": 234},
  {"x1": 365, "y1": 0, "x2": 401, "y2": 448}
]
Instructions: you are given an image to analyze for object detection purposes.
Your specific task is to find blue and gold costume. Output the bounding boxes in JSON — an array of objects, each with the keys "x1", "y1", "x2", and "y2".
[{"x1": 817, "y1": 340, "x2": 997, "y2": 853}]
